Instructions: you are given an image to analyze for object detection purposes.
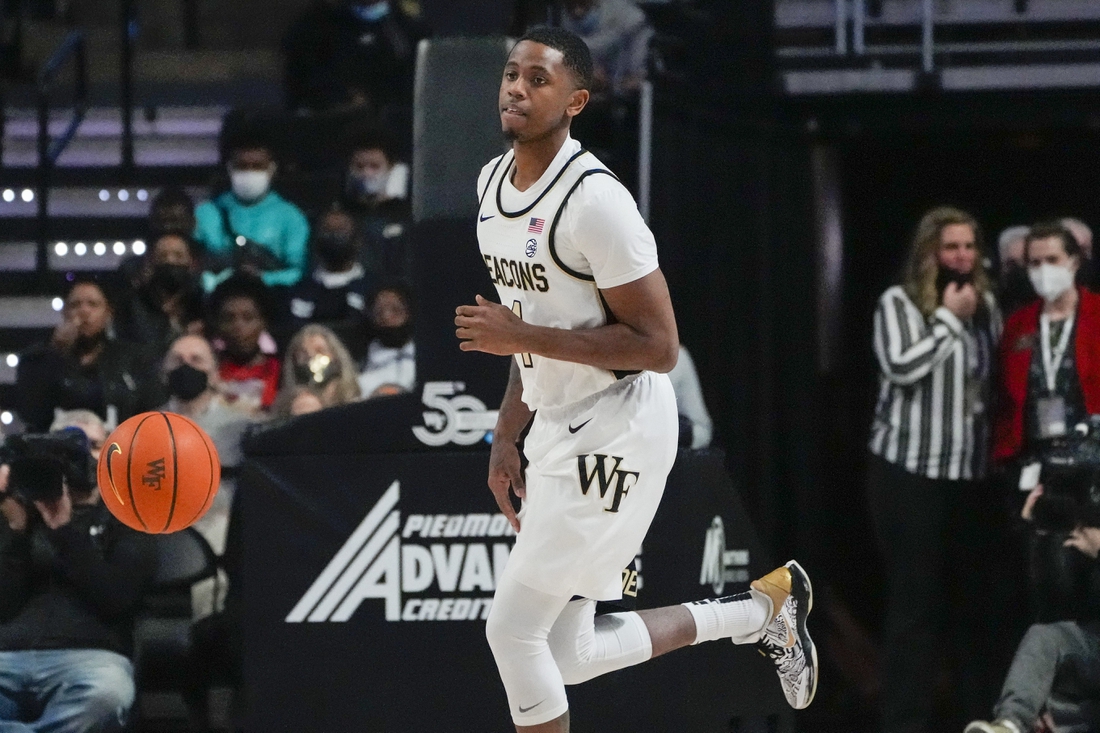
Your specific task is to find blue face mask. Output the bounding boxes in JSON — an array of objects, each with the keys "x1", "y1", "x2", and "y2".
[{"x1": 351, "y1": 1, "x2": 390, "y2": 22}]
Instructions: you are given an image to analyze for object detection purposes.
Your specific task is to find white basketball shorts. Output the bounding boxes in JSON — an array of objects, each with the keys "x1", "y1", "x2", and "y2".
[{"x1": 501, "y1": 371, "x2": 679, "y2": 602}]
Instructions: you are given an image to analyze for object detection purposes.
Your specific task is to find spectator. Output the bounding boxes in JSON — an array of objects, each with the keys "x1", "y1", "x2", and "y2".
[
  {"x1": 867, "y1": 206, "x2": 1003, "y2": 733},
  {"x1": 358, "y1": 282, "x2": 415, "y2": 398},
  {"x1": 339, "y1": 132, "x2": 413, "y2": 283},
  {"x1": 149, "y1": 187, "x2": 197, "y2": 239},
  {"x1": 161, "y1": 335, "x2": 253, "y2": 555},
  {"x1": 667, "y1": 344, "x2": 712, "y2": 449},
  {"x1": 118, "y1": 187, "x2": 198, "y2": 292},
  {"x1": 998, "y1": 225, "x2": 1034, "y2": 318},
  {"x1": 282, "y1": 0, "x2": 429, "y2": 113},
  {"x1": 274, "y1": 324, "x2": 361, "y2": 417},
  {"x1": 15, "y1": 278, "x2": 163, "y2": 432},
  {"x1": 285, "y1": 208, "x2": 373, "y2": 359},
  {"x1": 993, "y1": 222, "x2": 1100, "y2": 464},
  {"x1": 964, "y1": 528, "x2": 1100, "y2": 733},
  {"x1": 194, "y1": 133, "x2": 310, "y2": 292},
  {"x1": 209, "y1": 275, "x2": 281, "y2": 415},
  {"x1": 115, "y1": 233, "x2": 205, "y2": 360},
  {"x1": 0, "y1": 432, "x2": 157, "y2": 732},
  {"x1": 559, "y1": 0, "x2": 653, "y2": 96},
  {"x1": 48, "y1": 409, "x2": 108, "y2": 457}
]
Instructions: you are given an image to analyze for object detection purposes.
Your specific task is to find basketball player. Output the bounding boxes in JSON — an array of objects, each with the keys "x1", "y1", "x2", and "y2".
[{"x1": 455, "y1": 27, "x2": 816, "y2": 732}]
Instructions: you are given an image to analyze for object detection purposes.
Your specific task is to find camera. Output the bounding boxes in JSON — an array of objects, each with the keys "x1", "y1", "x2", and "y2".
[
  {"x1": 1033, "y1": 415, "x2": 1100, "y2": 534},
  {"x1": 0, "y1": 429, "x2": 96, "y2": 504}
]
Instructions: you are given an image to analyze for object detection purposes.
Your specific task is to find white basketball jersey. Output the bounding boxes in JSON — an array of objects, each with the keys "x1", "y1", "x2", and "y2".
[{"x1": 476, "y1": 137, "x2": 659, "y2": 410}]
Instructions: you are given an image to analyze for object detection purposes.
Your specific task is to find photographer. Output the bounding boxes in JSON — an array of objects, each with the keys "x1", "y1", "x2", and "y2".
[
  {"x1": 964, "y1": 526, "x2": 1100, "y2": 733},
  {"x1": 0, "y1": 431, "x2": 157, "y2": 732},
  {"x1": 993, "y1": 222, "x2": 1100, "y2": 615}
]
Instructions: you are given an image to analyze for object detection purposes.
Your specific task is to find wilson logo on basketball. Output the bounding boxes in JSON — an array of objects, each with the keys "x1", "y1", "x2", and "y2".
[{"x1": 142, "y1": 458, "x2": 167, "y2": 490}]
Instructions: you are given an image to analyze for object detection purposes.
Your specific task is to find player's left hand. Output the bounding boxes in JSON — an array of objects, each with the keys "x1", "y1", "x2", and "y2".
[{"x1": 455, "y1": 295, "x2": 529, "y2": 356}]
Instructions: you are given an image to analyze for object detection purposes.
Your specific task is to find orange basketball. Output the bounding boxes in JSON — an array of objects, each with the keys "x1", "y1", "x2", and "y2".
[{"x1": 97, "y1": 411, "x2": 221, "y2": 534}]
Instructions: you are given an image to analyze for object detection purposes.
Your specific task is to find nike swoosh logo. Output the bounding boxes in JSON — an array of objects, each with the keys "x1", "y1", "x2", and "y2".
[
  {"x1": 568, "y1": 419, "x2": 592, "y2": 434},
  {"x1": 104, "y1": 443, "x2": 126, "y2": 506},
  {"x1": 518, "y1": 701, "x2": 544, "y2": 713},
  {"x1": 479, "y1": 214, "x2": 495, "y2": 222}
]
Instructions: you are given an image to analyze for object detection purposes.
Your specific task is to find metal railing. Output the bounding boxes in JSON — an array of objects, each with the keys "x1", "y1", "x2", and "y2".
[
  {"x1": 780, "y1": 0, "x2": 1100, "y2": 71},
  {"x1": 36, "y1": 30, "x2": 87, "y2": 277}
]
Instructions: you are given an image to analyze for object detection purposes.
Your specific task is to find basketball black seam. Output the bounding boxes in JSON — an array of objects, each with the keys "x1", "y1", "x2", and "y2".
[
  {"x1": 495, "y1": 149, "x2": 589, "y2": 219},
  {"x1": 161, "y1": 412, "x2": 179, "y2": 533},
  {"x1": 125, "y1": 414, "x2": 156, "y2": 532},
  {"x1": 184, "y1": 417, "x2": 217, "y2": 528}
]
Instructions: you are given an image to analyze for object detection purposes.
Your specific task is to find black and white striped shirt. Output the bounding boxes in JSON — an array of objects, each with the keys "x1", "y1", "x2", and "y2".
[{"x1": 870, "y1": 286, "x2": 1002, "y2": 480}]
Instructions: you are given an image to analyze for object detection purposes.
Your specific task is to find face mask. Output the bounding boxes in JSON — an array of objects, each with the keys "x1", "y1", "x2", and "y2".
[
  {"x1": 374, "y1": 323, "x2": 411, "y2": 349},
  {"x1": 150, "y1": 263, "x2": 192, "y2": 294},
  {"x1": 1029, "y1": 263, "x2": 1076, "y2": 303},
  {"x1": 314, "y1": 232, "x2": 358, "y2": 266},
  {"x1": 349, "y1": 170, "x2": 389, "y2": 198},
  {"x1": 573, "y1": 5, "x2": 600, "y2": 35},
  {"x1": 230, "y1": 170, "x2": 271, "y2": 202},
  {"x1": 936, "y1": 266, "x2": 973, "y2": 296},
  {"x1": 167, "y1": 363, "x2": 209, "y2": 401},
  {"x1": 293, "y1": 353, "x2": 341, "y2": 386},
  {"x1": 351, "y1": 0, "x2": 389, "y2": 22}
]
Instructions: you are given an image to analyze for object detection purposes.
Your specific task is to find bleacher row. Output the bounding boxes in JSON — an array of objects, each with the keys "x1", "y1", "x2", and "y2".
[{"x1": 0, "y1": 104, "x2": 224, "y2": 432}]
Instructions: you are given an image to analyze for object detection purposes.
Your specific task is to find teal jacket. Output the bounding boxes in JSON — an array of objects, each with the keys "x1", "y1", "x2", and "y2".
[{"x1": 195, "y1": 190, "x2": 310, "y2": 290}]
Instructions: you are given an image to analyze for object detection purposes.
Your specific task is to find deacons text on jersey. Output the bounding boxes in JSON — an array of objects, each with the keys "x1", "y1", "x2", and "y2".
[{"x1": 476, "y1": 137, "x2": 660, "y2": 411}]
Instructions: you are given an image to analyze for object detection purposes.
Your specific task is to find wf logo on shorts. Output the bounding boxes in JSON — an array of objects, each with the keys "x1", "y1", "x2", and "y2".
[
  {"x1": 576, "y1": 454, "x2": 640, "y2": 513},
  {"x1": 286, "y1": 481, "x2": 515, "y2": 624}
]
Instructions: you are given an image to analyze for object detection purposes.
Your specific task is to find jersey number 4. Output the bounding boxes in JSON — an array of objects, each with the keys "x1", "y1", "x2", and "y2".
[{"x1": 511, "y1": 300, "x2": 533, "y2": 368}]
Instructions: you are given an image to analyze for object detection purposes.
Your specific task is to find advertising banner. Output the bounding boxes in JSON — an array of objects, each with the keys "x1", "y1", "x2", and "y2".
[{"x1": 241, "y1": 409, "x2": 787, "y2": 731}]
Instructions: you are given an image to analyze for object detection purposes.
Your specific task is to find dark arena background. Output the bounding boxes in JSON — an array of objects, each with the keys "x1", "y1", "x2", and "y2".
[{"x1": 1, "y1": 1, "x2": 1099, "y2": 732}]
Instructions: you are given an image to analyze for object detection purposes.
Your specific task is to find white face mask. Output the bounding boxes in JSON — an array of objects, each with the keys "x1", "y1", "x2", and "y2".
[
  {"x1": 1028, "y1": 262, "x2": 1075, "y2": 303},
  {"x1": 230, "y1": 169, "x2": 272, "y2": 202}
]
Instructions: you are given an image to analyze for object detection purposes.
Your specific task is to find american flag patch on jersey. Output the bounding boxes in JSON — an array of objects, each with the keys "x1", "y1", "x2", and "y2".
[{"x1": 528, "y1": 217, "x2": 545, "y2": 234}]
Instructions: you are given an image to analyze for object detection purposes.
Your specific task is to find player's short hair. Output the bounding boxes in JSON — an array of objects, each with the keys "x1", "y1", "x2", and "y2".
[{"x1": 515, "y1": 26, "x2": 594, "y2": 91}]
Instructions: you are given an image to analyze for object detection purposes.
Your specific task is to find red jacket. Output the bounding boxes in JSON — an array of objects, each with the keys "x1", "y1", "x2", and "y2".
[{"x1": 994, "y1": 288, "x2": 1100, "y2": 462}]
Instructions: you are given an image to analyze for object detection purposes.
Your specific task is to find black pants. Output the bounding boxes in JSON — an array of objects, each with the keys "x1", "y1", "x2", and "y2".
[{"x1": 866, "y1": 453, "x2": 1013, "y2": 733}]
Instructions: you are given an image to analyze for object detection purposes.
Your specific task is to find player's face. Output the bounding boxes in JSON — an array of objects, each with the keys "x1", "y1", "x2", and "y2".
[{"x1": 500, "y1": 41, "x2": 588, "y2": 143}]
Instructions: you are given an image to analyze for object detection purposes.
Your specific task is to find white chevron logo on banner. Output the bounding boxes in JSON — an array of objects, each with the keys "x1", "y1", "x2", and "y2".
[{"x1": 286, "y1": 481, "x2": 401, "y2": 623}]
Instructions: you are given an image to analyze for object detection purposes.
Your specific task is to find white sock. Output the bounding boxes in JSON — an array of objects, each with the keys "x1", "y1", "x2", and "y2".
[{"x1": 683, "y1": 589, "x2": 773, "y2": 645}]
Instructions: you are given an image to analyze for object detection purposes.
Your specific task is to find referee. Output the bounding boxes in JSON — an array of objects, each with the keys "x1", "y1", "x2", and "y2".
[{"x1": 867, "y1": 206, "x2": 1003, "y2": 733}]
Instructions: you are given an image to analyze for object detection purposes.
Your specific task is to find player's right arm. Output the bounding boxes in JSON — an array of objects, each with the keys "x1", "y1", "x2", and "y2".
[{"x1": 487, "y1": 359, "x2": 532, "y2": 533}]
